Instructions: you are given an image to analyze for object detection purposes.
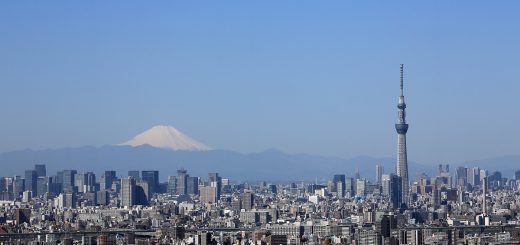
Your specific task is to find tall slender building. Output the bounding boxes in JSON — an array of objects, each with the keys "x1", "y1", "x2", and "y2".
[{"x1": 395, "y1": 64, "x2": 409, "y2": 207}]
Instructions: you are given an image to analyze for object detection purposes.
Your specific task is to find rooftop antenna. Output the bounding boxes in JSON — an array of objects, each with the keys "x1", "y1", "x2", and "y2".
[{"x1": 400, "y1": 64, "x2": 404, "y2": 96}]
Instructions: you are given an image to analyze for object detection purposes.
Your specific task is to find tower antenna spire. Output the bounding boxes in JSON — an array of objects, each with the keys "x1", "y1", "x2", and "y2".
[{"x1": 400, "y1": 64, "x2": 404, "y2": 96}]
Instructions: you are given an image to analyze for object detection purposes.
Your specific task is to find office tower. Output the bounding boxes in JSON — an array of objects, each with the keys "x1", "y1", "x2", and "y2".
[
  {"x1": 135, "y1": 180, "x2": 150, "y2": 205},
  {"x1": 85, "y1": 172, "x2": 96, "y2": 192},
  {"x1": 16, "y1": 208, "x2": 31, "y2": 225},
  {"x1": 356, "y1": 179, "x2": 366, "y2": 197},
  {"x1": 47, "y1": 177, "x2": 61, "y2": 194},
  {"x1": 75, "y1": 172, "x2": 96, "y2": 193},
  {"x1": 395, "y1": 64, "x2": 410, "y2": 207},
  {"x1": 62, "y1": 170, "x2": 77, "y2": 192},
  {"x1": 13, "y1": 176, "x2": 24, "y2": 199},
  {"x1": 332, "y1": 174, "x2": 346, "y2": 196},
  {"x1": 176, "y1": 169, "x2": 188, "y2": 195},
  {"x1": 456, "y1": 166, "x2": 468, "y2": 187},
  {"x1": 56, "y1": 192, "x2": 76, "y2": 208},
  {"x1": 34, "y1": 164, "x2": 46, "y2": 177},
  {"x1": 141, "y1": 171, "x2": 159, "y2": 193},
  {"x1": 376, "y1": 165, "x2": 383, "y2": 185},
  {"x1": 64, "y1": 192, "x2": 76, "y2": 208},
  {"x1": 390, "y1": 174, "x2": 403, "y2": 209},
  {"x1": 345, "y1": 177, "x2": 354, "y2": 197},
  {"x1": 432, "y1": 187, "x2": 440, "y2": 207},
  {"x1": 96, "y1": 190, "x2": 109, "y2": 205},
  {"x1": 200, "y1": 186, "x2": 218, "y2": 203},
  {"x1": 0, "y1": 178, "x2": 7, "y2": 192},
  {"x1": 36, "y1": 177, "x2": 48, "y2": 196},
  {"x1": 128, "y1": 170, "x2": 140, "y2": 180},
  {"x1": 120, "y1": 177, "x2": 135, "y2": 207},
  {"x1": 187, "y1": 176, "x2": 199, "y2": 195},
  {"x1": 382, "y1": 174, "x2": 391, "y2": 196},
  {"x1": 467, "y1": 167, "x2": 481, "y2": 187},
  {"x1": 24, "y1": 170, "x2": 37, "y2": 196},
  {"x1": 167, "y1": 176, "x2": 177, "y2": 193},
  {"x1": 100, "y1": 171, "x2": 116, "y2": 190},
  {"x1": 208, "y1": 173, "x2": 222, "y2": 200},
  {"x1": 75, "y1": 173, "x2": 87, "y2": 193},
  {"x1": 242, "y1": 191, "x2": 254, "y2": 210}
]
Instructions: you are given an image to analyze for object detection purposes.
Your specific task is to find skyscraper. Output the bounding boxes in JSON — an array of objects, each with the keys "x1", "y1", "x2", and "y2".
[
  {"x1": 100, "y1": 170, "x2": 116, "y2": 190},
  {"x1": 376, "y1": 165, "x2": 383, "y2": 185},
  {"x1": 128, "y1": 171, "x2": 140, "y2": 180},
  {"x1": 34, "y1": 164, "x2": 46, "y2": 177},
  {"x1": 24, "y1": 170, "x2": 37, "y2": 196},
  {"x1": 120, "y1": 177, "x2": 135, "y2": 207},
  {"x1": 176, "y1": 169, "x2": 188, "y2": 195},
  {"x1": 389, "y1": 174, "x2": 403, "y2": 209},
  {"x1": 395, "y1": 64, "x2": 409, "y2": 207},
  {"x1": 141, "y1": 171, "x2": 159, "y2": 193}
]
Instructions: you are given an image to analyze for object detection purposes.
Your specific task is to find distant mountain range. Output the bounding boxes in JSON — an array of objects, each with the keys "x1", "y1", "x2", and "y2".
[{"x1": 0, "y1": 125, "x2": 518, "y2": 181}]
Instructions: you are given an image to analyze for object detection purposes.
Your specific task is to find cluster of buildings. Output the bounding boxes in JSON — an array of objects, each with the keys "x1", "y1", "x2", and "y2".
[
  {"x1": 1, "y1": 163, "x2": 520, "y2": 244},
  {"x1": 1, "y1": 65, "x2": 518, "y2": 245}
]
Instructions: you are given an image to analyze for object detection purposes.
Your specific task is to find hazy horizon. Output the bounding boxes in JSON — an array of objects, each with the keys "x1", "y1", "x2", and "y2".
[{"x1": 1, "y1": 2, "x2": 519, "y2": 165}]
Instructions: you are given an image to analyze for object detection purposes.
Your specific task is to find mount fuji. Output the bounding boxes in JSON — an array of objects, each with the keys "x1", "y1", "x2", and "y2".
[{"x1": 120, "y1": 125, "x2": 212, "y2": 151}]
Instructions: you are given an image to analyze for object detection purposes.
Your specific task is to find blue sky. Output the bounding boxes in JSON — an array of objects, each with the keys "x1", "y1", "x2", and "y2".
[{"x1": 0, "y1": 1, "x2": 519, "y2": 164}]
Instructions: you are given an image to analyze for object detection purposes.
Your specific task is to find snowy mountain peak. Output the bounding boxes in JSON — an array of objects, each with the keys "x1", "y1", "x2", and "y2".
[{"x1": 120, "y1": 125, "x2": 212, "y2": 151}]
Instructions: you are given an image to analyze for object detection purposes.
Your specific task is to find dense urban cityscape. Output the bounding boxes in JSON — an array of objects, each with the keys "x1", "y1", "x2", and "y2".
[
  {"x1": 1, "y1": 66, "x2": 519, "y2": 245},
  {"x1": 2, "y1": 1, "x2": 520, "y2": 244},
  {"x1": 1, "y1": 163, "x2": 520, "y2": 245}
]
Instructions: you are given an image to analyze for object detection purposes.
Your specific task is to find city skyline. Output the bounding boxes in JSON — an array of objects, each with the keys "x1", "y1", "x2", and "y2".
[
  {"x1": 2, "y1": 2, "x2": 520, "y2": 243},
  {"x1": 1, "y1": 2, "x2": 519, "y2": 165}
]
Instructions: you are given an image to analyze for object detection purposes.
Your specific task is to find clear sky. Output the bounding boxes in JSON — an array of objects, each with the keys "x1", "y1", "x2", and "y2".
[{"x1": 0, "y1": 1, "x2": 519, "y2": 164}]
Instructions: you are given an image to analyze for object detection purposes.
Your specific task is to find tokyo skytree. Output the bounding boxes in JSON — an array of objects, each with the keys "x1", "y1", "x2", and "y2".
[{"x1": 395, "y1": 64, "x2": 409, "y2": 207}]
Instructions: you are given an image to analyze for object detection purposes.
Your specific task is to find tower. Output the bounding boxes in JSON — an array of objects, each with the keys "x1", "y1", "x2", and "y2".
[{"x1": 395, "y1": 64, "x2": 409, "y2": 207}]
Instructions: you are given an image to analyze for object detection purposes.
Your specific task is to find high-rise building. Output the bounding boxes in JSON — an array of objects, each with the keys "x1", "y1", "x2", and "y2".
[
  {"x1": 135, "y1": 180, "x2": 150, "y2": 205},
  {"x1": 456, "y1": 166, "x2": 468, "y2": 187},
  {"x1": 242, "y1": 191, "x2": 254, "y2": 210},
  {"x1": 382, "y1": 174, "x2": 391, "y2": 196},
  {"x1": 376, "y1": 165, "x2": 384, "y2": 185},
  {"x1": 16, "y1": 208, "x2": 31, "y2": 225},
  {"x1": 395, "y1": 64, "x2": 410, "y2": 207},
  {"x1": 467, "y1": 167, "x2": 481, "y2": 187},
  {"x1": 36, "y1": 177, "x2": 48, "y2": 196},
  {"x1": 100, "y1": 171, "x2": 116, "y2": 190},
  {"x1": 176, "y1": 169, "x2": 188, "y2": 195},
  {"x1": 345, "y1": 177, "x2": 354, "y2": 197},
  {"x1": 208, "y1": 173, "x2": 222, "y2": 200},
  {"x1": 128, "y1": 171, "x2": 140, "y2": 180},
  {"x1": 187, "y1": 176, "x2": 199, "y2": 195},
  {"x1": 24, "y1": 170, "x2": 37, "y2": 196},
  {"x1": 332, "y1": 174, "x2": 346, "y2": 196},
  {"x1": 199, "y1": 186, "x2": 217, "y2": 204},
  {"x1": 62, "y1": 170, "x2": 77, "y2": 192},
  {"x1": 34, "y1": 164, "x2": 46, "y2": 177},
  {"x1": 120, "y1": 177, "x2": 135, "y2": 207},
  {"x1": 96, "y1": 190, "x2": 109, "y2": 205},
  {"x1": 356, "y1": 179, "x2": 366, "y2": 197},
  {"x1": 13, "y1": 176, "x2": 24, "y2": 199},
  {"x1": 390, "y1": 174, "x2": 403, "y2": 209},
  {"x1": 141, "y1": 171, "x2": 159, "y2": 193},
  {"x1": 167, "y1": 176, "x2": 177, "y2": 193}
]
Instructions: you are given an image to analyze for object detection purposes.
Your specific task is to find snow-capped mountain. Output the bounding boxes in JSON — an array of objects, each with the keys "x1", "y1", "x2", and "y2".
[{"x1": 120, "y1": 125, "x2": 212, "y2": 151}]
